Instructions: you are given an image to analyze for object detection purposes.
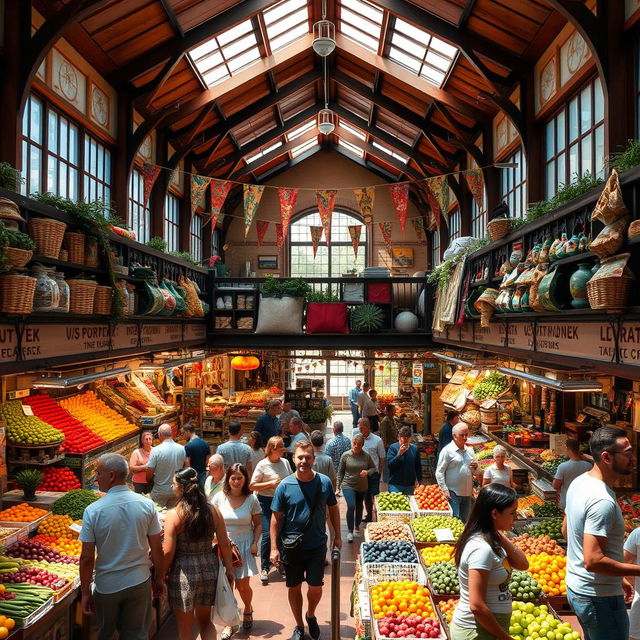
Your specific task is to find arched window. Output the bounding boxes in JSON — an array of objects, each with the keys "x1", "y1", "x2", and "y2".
[{"x1": 289, "y1": 210, "x2": 367, "y2": 277}]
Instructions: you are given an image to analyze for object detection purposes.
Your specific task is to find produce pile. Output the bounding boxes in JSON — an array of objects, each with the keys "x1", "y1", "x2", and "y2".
[
  {"x1": 526, "y1": 553, "x2": 566, "y2": 596},
  {"x1": 366, "y1": 522, "x2": 413, "y2": 542},
  {"x1": 0, "y1": 401, "x2": 63, "y2": 446},
  {"x1": 512, "y1": 534, "x2": 565, "y2": 557},
  {"x1": 517, "y1": 495, "x2": 543, "y2": 517},
  {"x1": 413, "y1": 485, "x2": 450, "y2": 512},
  {"x1": 412, "y1": 516, "x2": 464, "y2": 543},
  {"x1": 530, "y1": 502, "x2": 563, "y2": 517},
  {"x1": 38, "y1": 514, "x2": 79, "y2": 539},
  {"x1": 52, "y1": 489, "x2": 100, "y2": 520},
  {"x1": 618, "y1": 494, "x2": 640, "y2": 535},
  {"x1": 6, "y1": 540, "x2": 79, "y2": 565},
  {"x1": 427, "y1": 561, "x2": 459, "y2": 595},
  {"x1": 509, "y1": 602, "x2": 580, "y2": 640},
  {"x1": 37, "y1": 466, "x2": 81, "y2": 492},
  {"x1": 419, "y1": 545, "x2": 454, "y2": 567},
  {"x1": 362, "y1": 542, "x2": 419, "y2": 564},
  {"x1": 437, "y1": 599, "x2": 457, "y2": 625},
  {"x1": 0, "y1": 504, "x2": 48, "y2": 523},
  {"x1": 508, "y1": 570, "x2": 542, "y2": 602},
  {"x1": 541, "y1": 457, "x2": 568, "y2": 474},
  {"x1": 0, "y1": 583, "x2": 50, "y2": 625},
  {"x1": 23, "y1": 395, "x2": 105, "y2": 453},
  {"x1": 375, "y1": 615, "x2": 441, "y2": 639},
  {"x1": 523, "y1": 518, "x2": 564, "y2": 542},
  {"x1": 377, "y1": 492, "x2": 412, "y2": 512},
  {"x1": 472, "y1": 372, "x2": 509, "y2": 401},
  {"x1": 31, "y1": 535, "x2": 81, "y2": 557}
]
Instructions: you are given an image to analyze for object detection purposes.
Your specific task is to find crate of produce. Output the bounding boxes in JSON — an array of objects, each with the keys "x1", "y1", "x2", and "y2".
[
  {"x1": 436, "y1": 597, "x2": 459, "y2": 635},
  {"x1": 427, "y1": 561, "x2": 460, "y2": 601},
  {"x1": 0, "y1": 524, "x2": 28, "y2": 547},
  {"x1": 410, "y1": 495, "x2": 453, "y2": 518},
  {"x1": 362, "y1": 562, "x2": 427, "y2": 587},
  {"x1": 0, "y1": 513, "x2": 50, "y2": 534},
  {"x1": 411, "y1": 515, "x2": 464, "y2": 548},
  {"x1": 364, "y1": 522, "x2": 414, "y2": 543},
  {"x1": 374, "y1": 493, "x2": 413, "y2": 523},
  {"x1": 418, "y1": 544, "x2": 455, "y2": 574},
  {"x1": 361, "y1": 541, "x2": 420, "y2": 565},
  {"x1": 1, "y1": 593, "x2": 55, "y2": 628}
]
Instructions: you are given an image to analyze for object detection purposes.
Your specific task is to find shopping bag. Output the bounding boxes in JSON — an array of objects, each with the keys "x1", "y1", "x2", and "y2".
[{"x1": 212, "y1": 559, "x2": 241, "y2": 627}]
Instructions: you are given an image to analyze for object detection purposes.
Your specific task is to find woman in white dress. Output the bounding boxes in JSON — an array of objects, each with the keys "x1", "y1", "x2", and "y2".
[
  {"x1": 482, "y1": 445, "x2": 515, "y2": 488},
  {"x1": 212, "y1": 463, "x2": 262, "y2": 639}
]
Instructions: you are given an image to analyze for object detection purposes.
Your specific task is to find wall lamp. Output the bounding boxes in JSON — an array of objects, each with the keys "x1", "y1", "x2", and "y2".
[
  {"x1": 31, "y1": 366, "x2": 131, "y2": 389},
  {"x1": 498, "y1": 367, "x2": 602, "y2": 393},
  {"x1": 432, "y1": 352, "x2": 474, "y2": 368}
]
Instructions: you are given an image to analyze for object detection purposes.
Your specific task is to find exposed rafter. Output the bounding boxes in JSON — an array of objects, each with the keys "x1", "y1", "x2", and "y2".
[
  {"x1": 332, "y1": 144, "x2": 400, "y2": 182},
  {"x1": 133, "y1": 52, "x2": 184, "y2": 110},
  {"x1": 159, "y1": 0, "x2": 184, "y2": 38},
  {"x1": 435, "y1": 104, "x2": 484, "y2": 167}
]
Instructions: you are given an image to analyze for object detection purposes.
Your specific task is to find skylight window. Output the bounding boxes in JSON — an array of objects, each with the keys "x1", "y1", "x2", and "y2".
[
  {"x1": 189, "y1": 19, "x2": 261, "y2": 88},
  {"x1": 339, "y1": 119, "x2": 366, "y2": 140},
  {"x1": 264, "y1": 0, "x2": 310, "y2": 52},
  {"x1": 246, "y1": 141, "x2": 283, "y2": 164},
  {"x1": 338, "y1": 138, "x2": 365, "y2": 158},
  {"x1": 373, "y1": 141, "x2": 409, "y2": 164},
  {"x1": 291, "y1": 137, "x2": 318, "y2": 158},
  {"x1": 388, "y1": 18, "x2": 458, "y2": 88},
  {"x1": 338, "y1": 0, "x2": 383, "y2": 53},
  {"x1": 287, "y1": 120, "x2": 316, "y2": 141}
]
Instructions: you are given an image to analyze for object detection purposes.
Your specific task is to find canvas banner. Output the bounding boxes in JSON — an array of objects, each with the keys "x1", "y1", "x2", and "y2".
[
  {"x1": 310, "y1": 225, "x2": 324, "y2": 257},
  {"x1": 142, "y1": 163, "x2": 161, "y2": 208},
  {"x1": 389, "y1": 183, "x2": 409, "y2": 234},
  {"x1": 278, "y1": 187, "x2": 299, "y2": 239},
  {"x1": 465, "y1": 169, "x2": 484, "y2": 210},
  {"x1": 256, "y1": 221, "x2": 269, "y2": 247},
  {"x1": 210, "y1": 179, "x2": 232, "y2": 228},
  {"x1": 348, "y1": 224, "x2": 362, "y2": 258},
  {"x1": 190, "y1": 175, "x2": 211, "y2": 216},
  {"x1": 378, "y1": 221, "x2": 393, "y2": 254}
]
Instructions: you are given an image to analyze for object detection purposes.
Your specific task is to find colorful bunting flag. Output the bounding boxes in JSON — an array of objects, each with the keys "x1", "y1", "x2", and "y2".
[
  {"x1": 411, "y1": 217, "x2": 425, "y2": 242},
  {"x1": 348, "y1": 225, "x2": 362, "y2": 258},
  {"x1": 378, "y1": 221, "x2": 393, "y2": 254},
  {"x1": 389, "y1": 183, "x2": 409, "y2": 234},
  {"x1": 430, "y1": 175, "x2": 450, "y2": 226},
  {"x1": 465, "y1": 169, "x2": 485, "y2": 210},
  {"x1": 423, "y1": 183, "x2": 441, "y2": 229},
  {"x1": 190, "y1": 175, "x2": 211, "y2": 216},
  {"x1": 256, "y1": 221, "x2": 269, "y2": 247},
  {"x1": 316, "y1": 189, "x2": 337, "y2": 245},
  {"x1": 354, "y1": 187, "x2": 375, "y2": 224},
  {"x1": 310, "y1": 226, "x2": 324, "y2": 258},
  {"x1": 275, "y1": 223, "x2": 285, "y2": 252},
  {"x1": 278, "y1": 187, "x2": 299, "y2": 240},
  {"x1": 142, "y1": 163, "x2": 161, "y2": 208},
  {"x1": 243, "y1": 184, "x2": 265, "y2": 237},
  {"x1": 210, "y1": 179, "x2": 232, "y2": 228}
]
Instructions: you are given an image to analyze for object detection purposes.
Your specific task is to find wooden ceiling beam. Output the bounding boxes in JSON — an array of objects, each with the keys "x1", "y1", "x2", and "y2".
[
  {"x1": 133, "y1": 51, "x2": 184, "y2": 110},
  {"x1": 332, "y1": 144, "x2": 400, "y2": 182},
  {"x1": 434, "y1": 103, "x2": 484, "y2": 167},
  {"x1": 458, "y1": 0, "x2": 477, "y2": 28},
  {"x1": 182, "y1": 103, "x2": 218, "y2": 147},
  {"x1": 159, "y1": 0, "x2": 184, "y2": 38}
]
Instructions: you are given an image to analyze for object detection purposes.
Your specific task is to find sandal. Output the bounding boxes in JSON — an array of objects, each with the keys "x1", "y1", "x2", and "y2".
[
  {"x1": 243, "y1": 610, "x2": 254, "y2": 630},
  {"x1": 221, "y1": 626, "x2": 235, "y2": 640}
]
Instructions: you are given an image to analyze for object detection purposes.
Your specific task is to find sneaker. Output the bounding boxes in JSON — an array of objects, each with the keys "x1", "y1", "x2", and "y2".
[
  {"x1": 347, "y1": 532, "x2": 354, "y2": 543},
  {"x1": 353, "y1": 529, "x2": 359, "y2": 538},
  {"x1": 306, "y1": 614, "x2": 321, "y2": 640},
  {"x1": 290, "y1": 625, "x2": 305, "y2": 640},
  {"x1": 260, "y1": 569, "x2": 269, "y2": 584}
]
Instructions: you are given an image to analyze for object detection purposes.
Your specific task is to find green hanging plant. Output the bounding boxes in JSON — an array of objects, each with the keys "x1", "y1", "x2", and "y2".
[
  {"x1": 168, "y1": 250, "x2": 199, "y2": 266},
  {"x1": 261, "y1": 274, "x2": 312, "y2": 299},
  {"x1": 608, "y1": 139, "x2": 640, "y2": 173},
  {"x1": 146, "y1": 237, "x2": 167, "y2": 252},
  {"x1": 306, "y1": 289, "x2": 341, "y2": 303},
  {"x1": 351, "y1": 303, "x2": 384, "y2": 332},
  {"x1": 0, "y1": 163, "x2": 24, "y2": 191}
]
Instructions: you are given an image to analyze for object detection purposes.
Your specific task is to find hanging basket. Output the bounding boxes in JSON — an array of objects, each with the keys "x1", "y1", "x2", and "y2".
[
  {"x1": 0, "y1": 274, "x2": 36, "y2": 314},
  {"x1": 93, "y1": 285, "x2": 113, "y2": 315},
  {"x1": 5, "y1": 247, "x2": 33, "y2": 269},
  {"x1": 586, "y1": 276, "x2": 633, "y2": 310},
  {"x1": 64, "y1": 232, "x2": 86, "y2": 265},
  {"x1": 68, "y1": 279, "x2": 97, "y2": 314},
  {"x1": 28, "y1": 218, "x2": 66, "y2": 259},
  {"x1": 487, "y1": 218, "x2": 511, "y2": 242}
]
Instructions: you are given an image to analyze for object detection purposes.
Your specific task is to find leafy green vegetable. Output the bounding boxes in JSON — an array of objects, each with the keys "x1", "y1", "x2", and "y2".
[
  {"x1": 146, "y1": 237, "x2": 167, "y2": 252},
  {"x1": 52, "y1": 489, "x2": 100, "y2": 520},
  {"x1": 261, "y1": 274, "x2": 312, "y2": 299}
]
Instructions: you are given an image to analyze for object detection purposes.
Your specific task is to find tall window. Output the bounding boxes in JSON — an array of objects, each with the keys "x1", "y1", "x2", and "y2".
[
  {"x1": 545, "y1": 77, "x2": 604, "y2": 199},
  {"x1": 211, "y1": 228, "x2": 221, "y2": 257},
  {"x1": 500, "y1": 148, "x2": 527, "y2": 218},
  {"x1": 46, "y1": 109, "x2": 80, "y2": 201},
  {"x1": 164, "y1": 193, "x2": 180, "y2": 252},
  {"x1": 375, "y1": 360, "x2": 399, "y2": 395},
  {"x1": 83, "y1": 136, "x2": 112, "y2": 205},
  {"x1": 128, "y1": 169, "x2": 151, "y2": 243},
  {"x1": 289, "y1": 210, "x2": 367, "y2": 277},
  {"x1": 471, "y1": 199, "x2": 487, "y2": 238},
  {"x1": 190, "y1": 214, "x2": 203, "y2": 263},
  {"x1": 448, "y1": 207, "x2": 460, "y2": 241},
  {"x1": 21, "y1": 96, "x2": 44, "y2": 196},
  {"x1": 431, "y1": 230, "x2": 440, "y2": 267}
]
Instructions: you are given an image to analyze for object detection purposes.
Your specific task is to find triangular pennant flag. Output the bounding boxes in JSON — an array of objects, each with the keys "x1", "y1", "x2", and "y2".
[
  {"x1": 354, "y1": 187, "x2": 375, "y2": 224},
  {"x1": 430, "y1": 175, "x2": 450, "y2": 226},
  {"x1": 142, "y1": 163, "x2": 161, "y2": 208},
  {"x1": 244, "y1": 184, "x2": 265, "y2": 237},
  {"x1": 190, "y1": 175, "x2": 211, "y2": 216},
  {"x1": 422, "y1": 183, "x2": 441, "y2": 229},
  {"x1": 256, "y1": 221, "x2": 269, "y2": 247},
  {"x1": 411, "y1": 217, "x2": 425, "y2": 242},
  {"x1": 389, "y1": 183, "x2": 409, "y2": 234},
  {"x1": 210, "y1": 179, "x2": 232, "y2": 228},
  {"x1": 316, "y1": 189, "x2": 337, "y2": 245},
  {"x1": 378, "y1": 221, "x2": 393, "y2": 254},
  {"x1": 465, "y1": 169, "x2": 485, "y2": 210},
  {"x1": 275, "y1": 223, "x2": 285, "y2": 252},
  {"x1": 348, "y1": 225, "x2": 362, "y2": 258},
  {"x1": 310, "y1": 226, "x2": 323, "y2": 257},
  {"x1": 278, "y1": 187, "x2": 299, "y2": 239}
]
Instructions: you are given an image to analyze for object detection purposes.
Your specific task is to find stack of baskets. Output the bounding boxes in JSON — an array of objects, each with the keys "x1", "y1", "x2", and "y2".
[
  {"x1": 487, "y1": 217, "x2": 511, "y2": 242},
  {"x1": 0, "y1": 274, "x2": 37, "y2": 314},
  {"x1": 28, "y1": 218, "x2": 66, "y2": 259},
  {"x1": 63, "y1": 232, "x2": 85, "y2": 265},
  {"x1": 93, "y1": 286, "x2": 113, "y2": 315},
  {"x1": 68, "y1": 279, "x2": 97, "y2": 314}
]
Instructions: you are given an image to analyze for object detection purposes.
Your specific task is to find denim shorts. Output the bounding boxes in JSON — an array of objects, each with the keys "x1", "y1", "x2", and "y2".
[{"x1": 567, "y1": 587, "x2": 629, "y2": 640}]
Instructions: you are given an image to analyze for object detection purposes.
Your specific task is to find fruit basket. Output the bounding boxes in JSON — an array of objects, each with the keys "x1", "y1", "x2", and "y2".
[
  {"x1": 374, "y1": 494, "x2": 413, "y2": 524},
  {"x1": 363, "y1": 562, "x2": 426, "y2": 587},
  {"x1": 0, "y1": 524, "x2": 29, "y2": 547},
  {"x1": 361, "y1": 541, "x2": 420, "y2": 565},
  {"x1": 364, "y1": 522, "x2": 414, "y2": 543},
  {"x1": 0, "y1": 513, "x2": 49, "y2": 534},
  {"x1": 427, "y1": 561, "x2": 460, "y2": 601},
  {"x1": 410, "y1": 496, "x2": 453, "y2": 518},
  {"x1": 13, "y1": 595, "x2": 55, "y2": 628}
]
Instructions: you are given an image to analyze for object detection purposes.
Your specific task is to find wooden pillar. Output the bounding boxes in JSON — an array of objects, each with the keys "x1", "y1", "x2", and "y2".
[
  {"x1": 483, "y1": 127, "x2": 499, "y2": 216},
  {"x1": 457, "y1": 156, "x2": 472, "y2": 236},
  {"x1": 180, "y1": 158, "x2": 193, "y2": 252},
  {"x1": 150, "y1": 129, "x2": 167, "y2": 239},
  {"x1": 521, "y1": 71, "x2": 545, "y2": 205},
  {"x1": 202, "y1": 210, "x2": 213, "y2": 262},
  {"x1": 114, "y1": 91, "x2": 132, "y2": 224}
]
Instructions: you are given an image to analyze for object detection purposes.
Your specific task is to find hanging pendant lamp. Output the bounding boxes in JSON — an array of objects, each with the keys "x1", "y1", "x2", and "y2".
[
  {"x1": 312, "y1": 19, "x2": 336, "y2": 56},
  {"x1": 231, "y1": 355, "x2": 260, "y2": 371}
]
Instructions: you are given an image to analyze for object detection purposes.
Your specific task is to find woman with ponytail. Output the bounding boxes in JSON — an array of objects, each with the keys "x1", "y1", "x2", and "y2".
[
  {"x1": 450, "y1": 483, "x2": 528, "y2": 640},
  {"x1": 163, "y1": 467, "x2": 235, "y2": 640},
  {"x1": 212, "y1": 463, "x2": 262, "y2": 639}
]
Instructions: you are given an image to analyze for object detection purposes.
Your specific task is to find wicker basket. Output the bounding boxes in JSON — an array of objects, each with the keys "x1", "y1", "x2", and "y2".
[
  {"x1": 587, "y1": 275, "x2": 633, "y2": 310},
  {"x1": 479, "y1": 303, "x2": 494, "y2": 328},
  {"x1": 0, "y1": 198, "x2": 25, "y2": 224},
  {"x1": 29, "y1": 218, "x2": 66, "y2": 259},
  {"x1": 363, "y1": 562, "x2": 426, "y2": 587},
  {"x1": 93, "y1": 285, "x2": 113, "y2": 315},
  {"x1": 487, "y1": 218, "x2": 511, "y2": 242},
  {"x1": 68, "y1": 279, "x2": 97, "y2": 314},
  {"x1": 364, "y1": 522, "x2": 414, "y2": 543},
  {"x1": 480, "y1": 407, "x2": 499, "y2": 424},
  {"x1": 0, "y1": 274, "x2": 36, "y2": 314},
  {"x1": 64, "y1": 232, "x2": 85, "y2": 265},
  {"x1": 58, "y1": 249, "x2": 68, "y2": 262},
  {"x1": 6, "y1": 247, "x2": 32, "y2": 269},
  {"x1": 409, "y1": 496, "x2": 453, "y2": 518}
]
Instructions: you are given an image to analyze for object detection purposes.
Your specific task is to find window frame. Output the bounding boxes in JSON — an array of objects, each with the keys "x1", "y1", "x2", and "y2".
[
  {"x1": 164, "y1": 192, "x2": 181, "y2": 253},
  {"x1": 190, "y1": 213, "x2": 203, "y2": 264},
  {"x1": 499, "y1": 148, "x2": 527, "y2": 219},
  {"x1": 129, "y1": 168, "x2": 151, "y2": 244},
  {"x1": 448, "y1": 206, "x2": 461, "y2": 241},
  {"x1": 431, "y1": 230, "x2": 440, "y2": 268}
]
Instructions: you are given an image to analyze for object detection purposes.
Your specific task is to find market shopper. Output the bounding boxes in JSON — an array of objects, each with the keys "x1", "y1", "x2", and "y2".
[
  {"x1": 436, "y1": 409, "x2": 460, "y2": 462},
  {"x1": 163, "y1": 467, "x2": 235, "y2": 640},
  {"x1": 368, "y1": 389, "x2": 380, "y2": 433},
  {"x1": 249, "y1": 435, "x2": 293, "y2": 584},
  {"x1": 386, "y1": 426, "x2": 422, "y2": 495},
  {"x1": 287, "y1": 416, "x2": 308, "y2": 455},
  {"x1": 270, "y1": 440, "x2": 342, "y2": 640},
  {"x1": 324, "y1": 422, "x2": 351, "y2": 477},
  {"x1": 450, "y1": 483, "x2": 528, "y2": 640},
  {"x1": 183, "y1": 423, "x2": 211, "y2": 486},
  {"x1": 353, "y1": 417, "x2": 385, "y2": 524},
  {"x1": 279, "y1": 400, "x2": 300, "y2": 431},
  {"x1": 217, "y1": 421, "x2": 254, "y2": 476},
  {"x1": 563, "y1": 426, "x2": 640, "y2": 640},
  {"x1": 348, "y1": 380, "x2": 362, "y2": 427},
  {"x1": 482, "y1": 444, "x2": 514, "y2": 488},
  {"x1": 248, "y1": 430, "x2": 265, "y2": 469},
  {"x1": 435, "y1": 423, "x2": 480, "y2": 522},
  {"x1": 379, "y1": 403, "x2": 399, "y2": 451},
  {"x1": 623, "y1": 526, "x2": 640, "y2": 640},
  {"x1": 552, "y1": 438, "x2": 593, "y2": 509},
  {"x1": 146, "y1": 423, "x2": 187, "y2": 508},
  {"x1": 212, "y1": 464, "x2": 262, "y2": 637},
  {"x1": 310, "y1": 430, "x2": 336, "y2": 488},
  {"x1": 79, "y1": 453, "x2": 164, "y2": 640},
  {"x1": 204, "y1": 454, "x2": 225, "y2": 501},
  {"x1": 357, "y1": 382, "x2": 372, "y2": 424},
  {"x1": 129, "y1": 430, "x2": 154, "y2": 494},
  {"x1": 255, "y1": 399, "x2": 282, "y2": 442},
  {"x1": 337, "y1": 434, "x2": 375, "y2": 542}
]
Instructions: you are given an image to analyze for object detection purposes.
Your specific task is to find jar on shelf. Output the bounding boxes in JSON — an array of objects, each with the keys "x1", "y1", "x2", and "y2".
[
  {"x1": 32, "y1": 265, "x2": 60, "y2": 312},
  {"x1": 53, "y1": 272, "x2": 70, "y2": 312},
  {"x1": 115, "y1": 280, "x2": 130, "y2": 316},
  {"x1": 126, "y1": 283, "x2": 136, "y2": 314}
]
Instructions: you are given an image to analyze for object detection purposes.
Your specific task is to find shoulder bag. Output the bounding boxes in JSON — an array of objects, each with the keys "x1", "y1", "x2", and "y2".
[{"x1": 281, "y1": 475, "x2": 322, "y2": 551}]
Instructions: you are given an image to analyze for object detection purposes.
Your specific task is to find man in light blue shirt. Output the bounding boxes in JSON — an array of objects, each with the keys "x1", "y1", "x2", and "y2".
[
  {"x1": 216, "y1": 421, "x2": 254, "y2": 475},
  {"x1": 80, "y1": 453, "x2": 164, "y2": 640},
  {"x1": 146, "y1": 423, "x2": 187, "y2": 508},
  {"x1": 348, "y1": 380, "x2": 362, "y2": 428},
  {"x1": 325, "y1": 422, "x2": 351, "y2": 474},
  {"x1": 287, "y1": 417, "x2": 309, "y2": 455}
]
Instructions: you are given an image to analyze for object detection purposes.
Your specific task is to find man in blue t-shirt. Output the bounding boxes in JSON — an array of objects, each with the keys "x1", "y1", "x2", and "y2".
[
  {"x1": 255, "y1": 400, "x2": 282, "y2": 443},
  {"x1": 271, "y1": 440, "x2": 342, "y2": 640},
  {"x1": 387, "y1": 426, "x2": 422, "y2": 495},
  {"x1": 183, "y1": 423, "x2": 211, "y2": 486}
]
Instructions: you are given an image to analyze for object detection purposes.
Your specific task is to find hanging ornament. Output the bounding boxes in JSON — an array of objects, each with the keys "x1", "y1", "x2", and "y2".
[
  {"x1": 310, "y1": 225, "x2": 323, "y2": 257},
  {"x1": 378, "y1": 365, "x2": 385, "y2": 371},
  {"x1": 348, "y1": 224, "x2": 362, "y2": 258},
  {"x1": 256, "y1": 220, "x2": 269, "y2": 247},
  {"x1": 316, "y1": 189, "x2": 337, "y2": 245},
  {"x1": 297, "y1": 367, "x2": 302, "y2": 372},
  {"x1": 275, "y1": 223, "x2": 285, "y2": 251},
  {"x1": 430, "y1": 175, "x2": 450, "y2": 226},
  {"x1": 142, "y1": 163, "x2": 161, "y2": 209},
  {"x1": 278, "y1": 187, "x2": 299, "y2": 239},
  {"x1": 190, "y1": 175, "x2": 211, "y2": 216},
  {"x1": 378, "y1": 221, "x2": 393, "y2": 254},
  {"x1": 465, "y1": 169, "x2": 485, "y2": 210},
  {"x1": 411, "y1": 217, "x2": 425, "y2": 242}
]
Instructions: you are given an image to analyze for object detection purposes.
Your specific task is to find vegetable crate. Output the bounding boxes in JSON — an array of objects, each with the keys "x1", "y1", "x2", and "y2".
[
  {"x1": 410, "y1": 496, "x2": 453, "y2": 518},
  {"x1": 374, "y1": 497, "x2": 413, "y2": 524},
  {"x1": 362, "y1": 562, "x2": 426, "y2": 587},
  {"x1": 0, "y1": 513, "x2": 49, "y2": 534},
  {"x1": 0, "y1": 524, "x2": 29, "y2": 547},
  {"x1": 14, "y1": 595, "x2": 54, "y2": 628},
  {"x1": 364, "y1": 522, "x2": 414, "y2": 543},
  {"x1": 426, "y1": 571, "x2": 460, "y2": 603}
]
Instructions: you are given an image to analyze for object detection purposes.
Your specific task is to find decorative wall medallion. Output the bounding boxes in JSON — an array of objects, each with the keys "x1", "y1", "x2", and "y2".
[
  {"x1": 58, "y1": 60, "x2": 78, "y2": 102},
  {"x1": 540, "y1": 59, "x2": 556, "y2": 104},
  {"x1": 91, "y1": 85, "x2": 109, "y2": 127},
  {"x1": 566, "y1": 32, "x2": 587, "y2": 74}
]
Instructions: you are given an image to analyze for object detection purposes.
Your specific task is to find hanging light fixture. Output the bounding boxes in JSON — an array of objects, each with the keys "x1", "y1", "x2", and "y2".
[
  {"x1": 317, "y1": 57, "x2": 335, "y2": 134},
  {"x1": 231, "y1": 355, "x2": 261, "y2": 371},
  {"x1": 312, "y1": 0, "x2": 336, "y2": 56}
]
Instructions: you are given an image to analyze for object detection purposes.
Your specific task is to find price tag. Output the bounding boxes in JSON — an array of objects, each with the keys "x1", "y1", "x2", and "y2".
[
  {"x1": 21, "y1": 405, "x2": 34, "y2": 416},
  {"x1": 69, "y1": 523, "x2": 83, "y2": 533},
  {"x1": 433, "y1": 528, "x2": 454, "y2": 542}
]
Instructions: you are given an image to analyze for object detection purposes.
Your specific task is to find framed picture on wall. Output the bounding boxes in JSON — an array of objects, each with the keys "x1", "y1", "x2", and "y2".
[
  {"x1": 258, "y1": 255, "x2": 278, "y2": 270},
  {"x1": 391, "y1": 247, "x2": 414, "y2": 267}
]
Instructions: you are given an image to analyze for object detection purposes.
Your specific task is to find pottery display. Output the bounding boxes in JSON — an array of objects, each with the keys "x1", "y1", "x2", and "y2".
[
  {"x1": 564, "y1": 233, "x2": 580, "y2": 257},
  {"x1": 555, "y1": 232, "x2": 569, "y2": 259},
  {"x1": 539, "y1": 238, "x2": 552, "y2": 263},
  {"x1": 537, "y1": 267, "x2": 564, "y2": 311},
  {"x1": 509, "y1": 241, "x2": 523, "y2": 267},
  {"x1": 569, "y1": 263, "x2": 594, "y2": 309}
]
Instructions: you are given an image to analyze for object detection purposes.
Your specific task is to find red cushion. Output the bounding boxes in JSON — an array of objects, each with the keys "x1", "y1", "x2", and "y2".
[
  {"x1": 367, "y1": 283, "x2": 391, "y2": 303},
  {"x1": 306, "y1": 303, "x2": 349, "y2": 334}
]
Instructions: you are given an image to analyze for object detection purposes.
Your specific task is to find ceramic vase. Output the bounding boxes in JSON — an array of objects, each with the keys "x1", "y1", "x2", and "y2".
[{"x1": 569, "y1": 263, "x2": 593, "y2": 309}]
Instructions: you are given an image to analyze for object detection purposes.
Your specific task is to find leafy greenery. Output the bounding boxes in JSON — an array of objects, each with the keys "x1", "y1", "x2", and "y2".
[
  {"x1": 427, "y1": 236, "x2": 490, "y2": 292},
  {"x1": 0, "y1": 223, "x2": 8, "y2": 272},
  {"x1": 305, "y1": 406, "x2": 334, "y2": 422},
  {"x1": 146, "y1": 237, "x2": 167, "y2": 252},
  {"x1": 0, "y1": 163, "x2": 24, "y2": 191},
  {"x1": 168, "y1": 250, "x2": 199, "y2": 266},
  {"x1": 15, "y1": 469, "x2": 43, "y2": 492},
  {"x1": 608, "y1": 139, "x2": 640, "y2": 173},
  {"x1": 261, "y1": 274, "x2": 312, "y2": 299},
  {"x1": 351, "y1": 303, "x2": 385, "y2": 332},
  {"x1": 306, "y1": 288, "x2": 341, "y2": 303},
  {"x1": 6, "y1": 228, "x2": 35, "y2": 251}
]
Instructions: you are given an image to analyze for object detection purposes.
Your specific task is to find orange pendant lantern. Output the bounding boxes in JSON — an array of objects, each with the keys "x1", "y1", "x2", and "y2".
[{"x1": 231, "y1": 355, "x2": 260, "y2": 371}]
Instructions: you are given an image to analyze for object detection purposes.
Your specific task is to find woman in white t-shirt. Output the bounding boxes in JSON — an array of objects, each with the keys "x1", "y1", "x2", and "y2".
[
  {"x1": 482, "y1": 445, "x2": 515, "y2": 489},
  {"x1": 624, "y1": 527, "x2": 640, "y2": 640},
  {"x1": 451, "y1": 483, "x2": 528, "y2": 640}
]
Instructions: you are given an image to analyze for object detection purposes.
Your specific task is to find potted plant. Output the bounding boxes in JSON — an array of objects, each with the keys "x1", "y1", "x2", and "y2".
[
  {"x1": 15, "y1": 469, "x2": 43, "y2": 501},
  {"x1": 351, "y1": 303, "x2": 385, "y2": 333},
  {"x1": 255, "y1": 276, "x2": 312, "y2": 334},
  {"x1": 305, "y1": 406, "x2": 334, "y2": 429},
  {"x1": 305, "y1": 289, "x2": 349, "y2": 334},
  {"x1": 5, "y1": 226, "x2": 36, "y2": 269},
  {"x1": 0, "y1": 163, "x2": 24, "y2": 191}
]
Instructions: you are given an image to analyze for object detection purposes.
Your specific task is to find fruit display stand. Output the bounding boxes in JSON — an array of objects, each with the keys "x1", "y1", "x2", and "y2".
[
  {"x1": 0, "y1": 524, "x2": 29, "y2": 547},
  {"x1": 6, "y1": 443, "x2": 65, "y2": 467},
  {"x1": 0, "y1": 512, "x2": 49, "y2": 534},
  {"x1": 374, "y1": 493, "x2": 413, "y2": 524},
  {"x1": 409, "y1": 497, "x2": 453, "y2": 518},
  {"x1": 364, "y1": 522, "x2": 414, "y2": 543},
  {"x1": 1, "y1": 490, "x2": 66, "y2": 511}
]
